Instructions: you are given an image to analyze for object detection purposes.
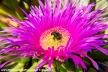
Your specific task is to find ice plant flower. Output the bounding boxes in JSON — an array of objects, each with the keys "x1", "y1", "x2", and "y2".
[{"x1": 0, "y1": 0, "x2": 108, "y2": 71}]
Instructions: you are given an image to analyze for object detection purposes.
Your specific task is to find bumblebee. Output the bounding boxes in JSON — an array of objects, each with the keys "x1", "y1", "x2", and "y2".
[{"x1": 51, "y1": 31, "x2": 62, "y2": 40}]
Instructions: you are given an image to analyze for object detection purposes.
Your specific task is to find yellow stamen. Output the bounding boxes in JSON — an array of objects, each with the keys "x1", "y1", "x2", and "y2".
[{"x1": 40, "y1": 27, "x2": 70, "y2": 50}]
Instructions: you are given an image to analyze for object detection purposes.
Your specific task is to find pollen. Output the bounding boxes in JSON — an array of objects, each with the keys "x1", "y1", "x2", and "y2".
[{"x1": 40, "y1": 27, "x2": 70, "y2": 50}]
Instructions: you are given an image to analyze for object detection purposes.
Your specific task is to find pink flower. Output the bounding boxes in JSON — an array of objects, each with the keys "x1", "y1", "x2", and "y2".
[{"x1": 0, "y1": 0, "x2": 108, "y2": 71}]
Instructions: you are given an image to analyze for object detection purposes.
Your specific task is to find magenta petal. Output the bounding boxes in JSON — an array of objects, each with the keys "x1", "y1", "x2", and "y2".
[
  {"x1": 76, "y1": 56, "x2": 87, "y2": 69},
  {"x1": 69, "y1": 54, "x2": 79, "y2": 68},
  {"x1": 35, "y1": 59, "x2": 48, "y2": 71},
  {"x1": 78, "y1": 52, "x2": 99, "y2": 70},
  {"x1": 48, "y1": 58, "x2": 54, "y2": 68},
  {"x1": 69, "y1": 53, "x2": 86, "y2": 69}
]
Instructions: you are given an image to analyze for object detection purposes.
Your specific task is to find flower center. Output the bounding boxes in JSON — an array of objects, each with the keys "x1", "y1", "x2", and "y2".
[{"x1": 40, "y1": 27, "x2": 70, "y2": 50}]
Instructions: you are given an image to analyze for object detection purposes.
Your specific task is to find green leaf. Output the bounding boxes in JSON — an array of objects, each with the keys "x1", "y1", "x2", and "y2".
[
  {"x1": 9, "y1": 63, "x2": 25, "y2": 72},
  {"x1": 63, "y1": 59, "x2": 75, "y2": 71},
  {"x1": 3, "y1": 62, "x2": 17, "y2": 69},
  {"x1": 27, "y1": 59, "x2": 42, "y2": 72},
  {"x1": 0, "y1": 4, "x2": 18, "y2": 18},
  {"x1": 3, "y1": 0, "x2": 18, "y2": 10},
  {"x1": 88, "y1": 67, "x2": 97, "y2": 72},
  {"x1": 60, "y1": 64, "x2": 67, "y2": 72},
  {"x1": 103, "y1": 45, "x2": 108, "y2": 49},
  {"x1": 0, "y1": 0, "x2": 24, "y2": 20},
  {"x1": 31, "y1": 0, "x2": 39, "y2": 6},
  {"x1": 13, "y1": 57, "x2": 30, "y2": 63},
  {"x1": 0, "y1": 21, "x2": 8, "y2": 28},
  {"x1": 19, "y1": 0, "x2": 29, "y2": 12},
  {"x1": 21, "y1": 57, "x2": 30, "y2": 63},
  {"x1": 53, "y1": 59, "x2": 62, "y2": 67},
  {"x1": 75, "y1": 66, "x2": 83, "y2": 72},
  {"x1": 89, "y1": 51, "x2": 108, "y2": 60},
  {"x1": 26, "y1": 62, "x2": 37, "y2": 72}
]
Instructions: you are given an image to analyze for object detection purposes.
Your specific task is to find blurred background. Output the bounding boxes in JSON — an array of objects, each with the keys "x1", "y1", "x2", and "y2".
[
  {"x1": 0, "y1": 0, "x2": 108, "y2": 72},
  {"x1": 0, "y1": 0, "x2": 108, "y2": 29}
]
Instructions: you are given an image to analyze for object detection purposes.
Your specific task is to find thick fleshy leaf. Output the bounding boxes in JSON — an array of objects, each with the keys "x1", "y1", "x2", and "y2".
[
  {"x1": 9, "y1": 63, "x2": 25, "y2": 72},
  {"x1": 60, "y1": 64, "x2": 67, "y2": 72},
  {"x1": 53, "y1": 59, "x2": 62, "y2": 67},
  {"x1": 88, "y1": 67, "x2": 97, "y2": 72},
  {"x1": 75, "y1": 66, "x2": 83, "y2": 72},
  {"x1": 89, "y1": 51, "x2": 108, "y2": 60},
  {"x1": 63, "y1": 59, "x2": 75, "y2": 71},
  {"x1": 3, "y1": 0, "x2": 18, "y2": 10}
]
